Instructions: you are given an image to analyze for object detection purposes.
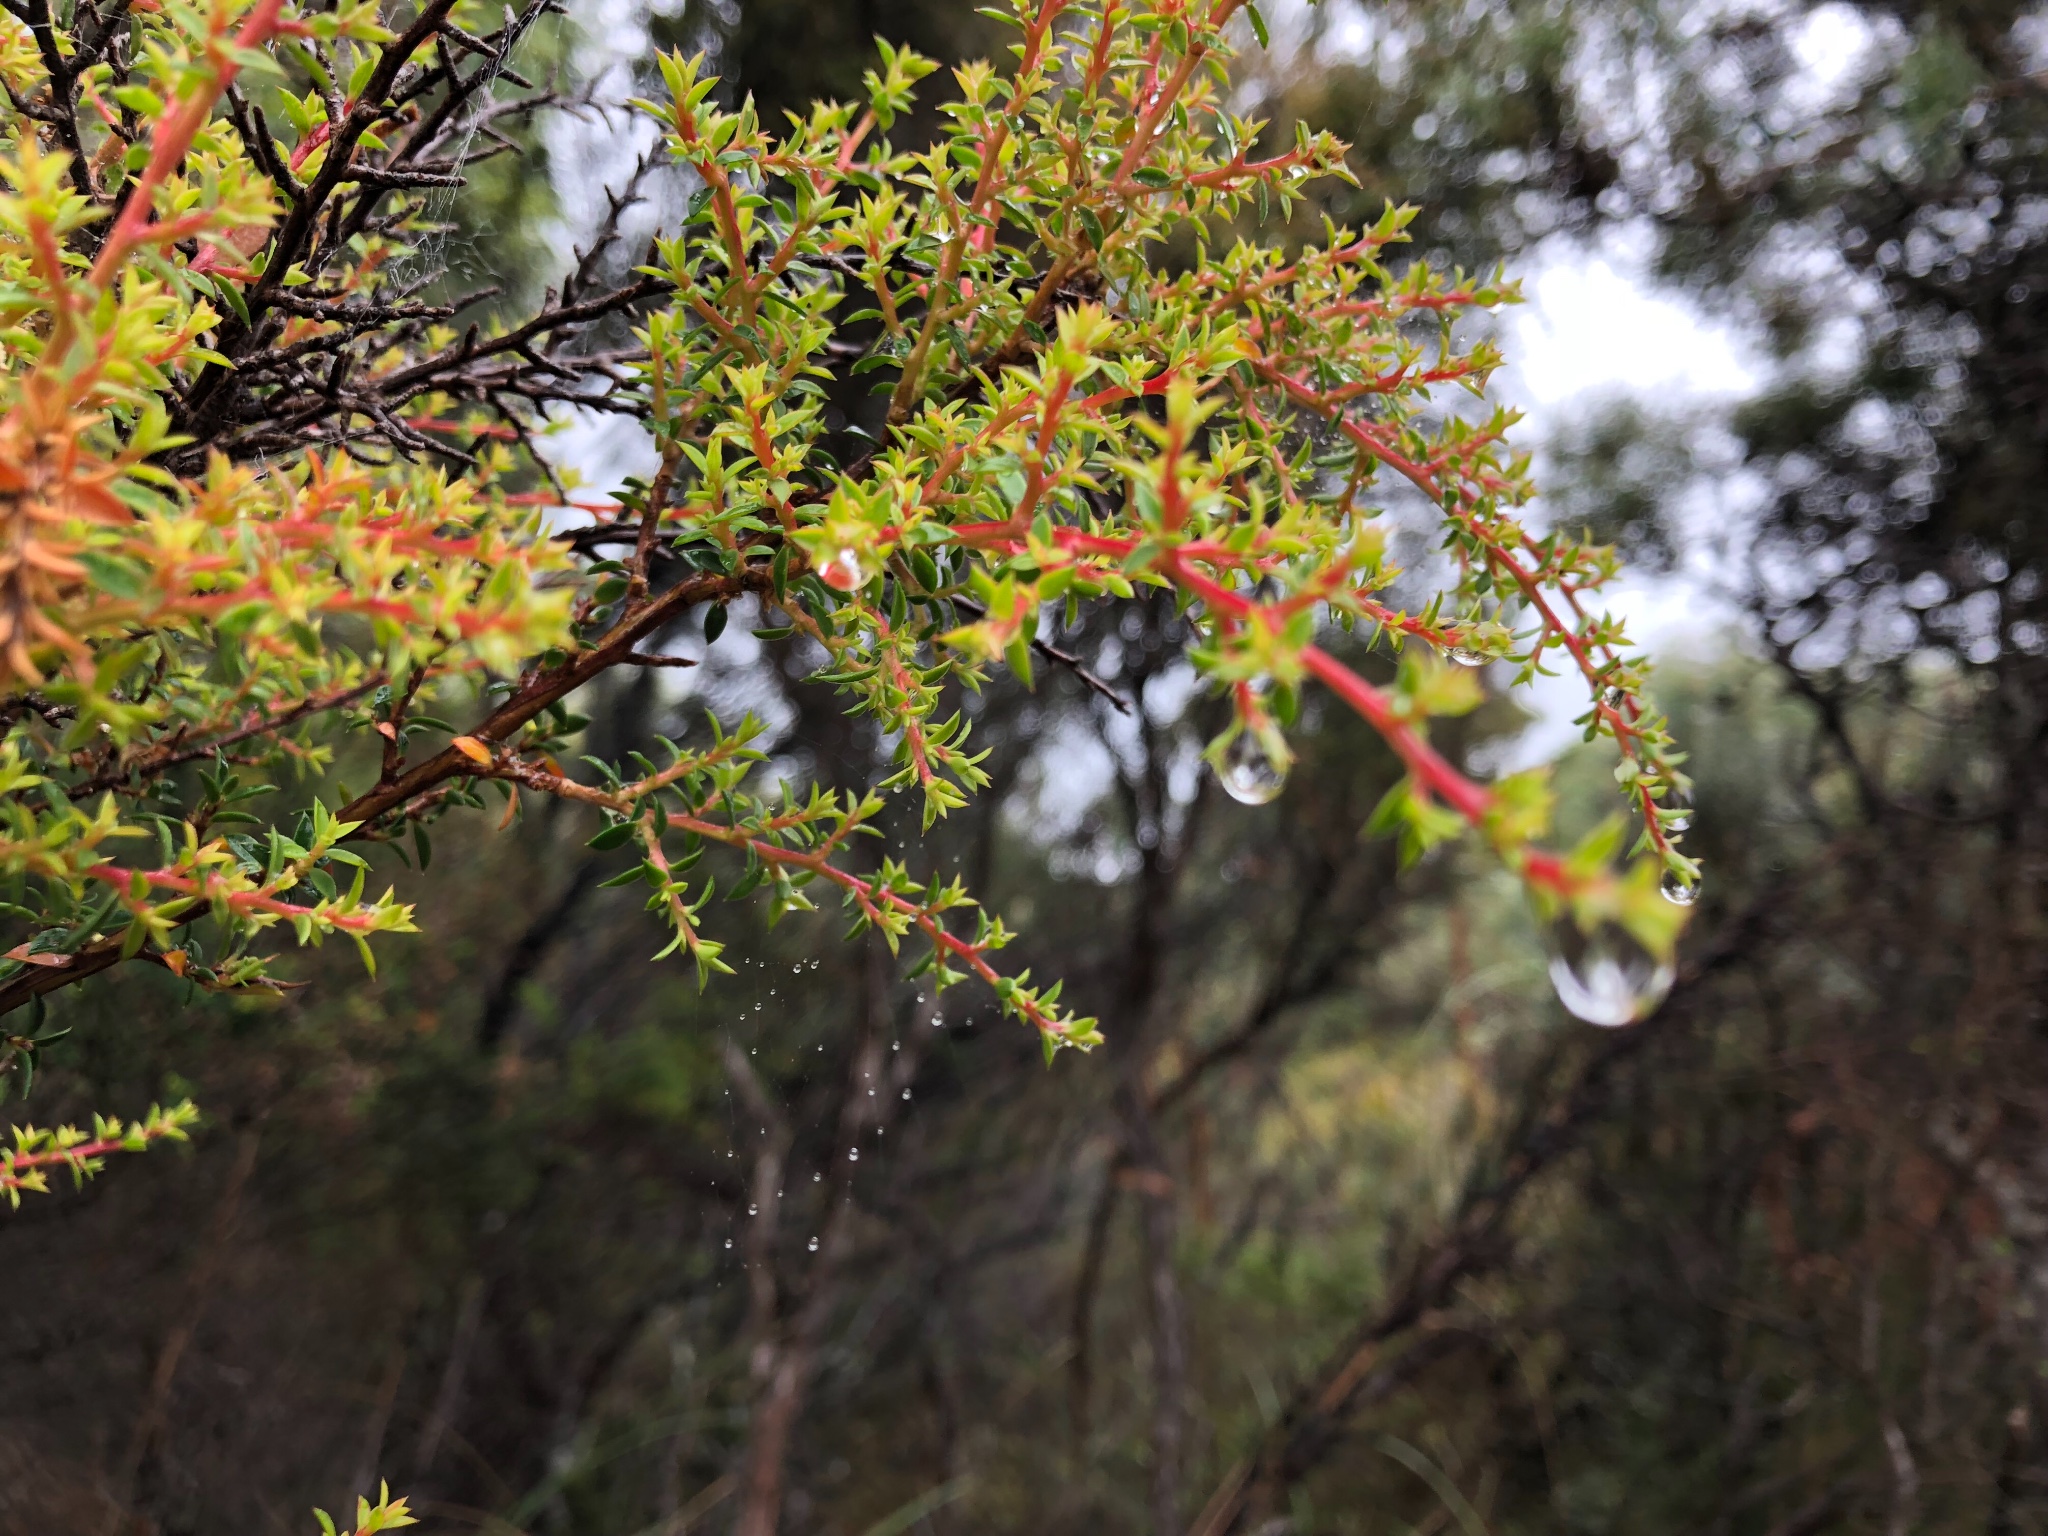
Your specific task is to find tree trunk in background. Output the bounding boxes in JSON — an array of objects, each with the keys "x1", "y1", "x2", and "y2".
[
  {"x1": 412, "y1": 1275, "x2": 487, "y2": 1480},
  {"x1": 107, "y1": 1126, "x2": 261, "y2": 1536},
  {"x1": 1123, "y1": 1087, "x2": 1187, "y2": 1536},
  {"x1": 735, "y1": 941, "x2": 929, "y2": 1535}
]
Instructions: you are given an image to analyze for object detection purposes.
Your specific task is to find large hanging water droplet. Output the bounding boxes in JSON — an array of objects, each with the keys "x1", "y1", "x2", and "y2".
[
  {"x1": 1660, "y1": 869, "x2": 1700, "y2": 907},
  {"x1": 1443, "y1": 643, "x2": 1487, "y2": 667},
  {"x1": 821, "y1": 547, "x2": 871, "y2": 592},
  {"x1": 1220, "y1": 731, "x2": 1286, "y2": 805},
  {"x1": 1601, "y1": 685, "x2": 1626, "y2": 710},
  {"x1": 1546, "y1": 917, "x2": 1674, "y2": 1027}
]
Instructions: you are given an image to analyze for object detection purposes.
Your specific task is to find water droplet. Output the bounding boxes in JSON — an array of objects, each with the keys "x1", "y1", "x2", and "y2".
[
  {"x1": 811, "y1": 960, "x2": 821, "y2": 970},
  {"x1": 792, "y1": 964, "x2": 802, "y2": 973},
  {"x1": 901, "y1": 1088, "x2": 911, "y2": 1100},
  {"x1": 932, "y1": 1014, "x2": 944, "y2": 1028},
  {"x1": 1661, "y1": 786, "x2": 1694, "y2": 833},
  {"x1": 847, "y1": 1148, "x2": 859, "y2": 1162},
  {"x1": 813, "y1": 1172, "x2": 821, "y2": 1182},
  {"x1": 1601, "y1": 685, "x2": 1626, "y2": 710},
  {"x1": 1219, "y1": 730, "x2": 1286, "y2": 805},
  {"x1": 807, "y1": 1236, "x2": 819, "y2": 1252},
  {"x1": 1546, "y1": 917, "x2": 1674, "y2": 1027},
  {"x1": 891, "y1": 1040, "x2": 900, "y2": 1051},
  {"x1": 748, "y1": 1203, "x2": 758, "y2": 1216},
  {"x1": 1660, "y1": 869, "x2": 1700, "y2": 907},
  {"x1": 724, "y1": 1239, "x2": 733, "y2": 1249},
  {"x1": 1444, "y1": 645, "x2": 1487, "y2": 667},
  {"x1": 822, "y1": 547, "x2": 871, "y2": 591}
]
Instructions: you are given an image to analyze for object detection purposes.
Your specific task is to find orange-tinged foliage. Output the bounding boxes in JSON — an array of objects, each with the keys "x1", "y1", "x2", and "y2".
[{"x1": 0, "y1": 378, "x2": 130, "y2": 680}]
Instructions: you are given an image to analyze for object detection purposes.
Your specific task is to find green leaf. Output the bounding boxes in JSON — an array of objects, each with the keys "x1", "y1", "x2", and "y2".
[
  {"x1": 76, "y1": 551, "x2": 146, "y2": 601},
  {"x1": 587, "y1": 821, "x2": 636, "y2": 851},
  {"x1": 206, "y1": 272, "x2": 251, "y2": 326}
]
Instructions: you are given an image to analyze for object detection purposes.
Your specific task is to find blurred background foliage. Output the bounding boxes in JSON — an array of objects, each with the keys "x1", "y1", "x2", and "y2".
[{"x1": 10, "y1": 1, "x2": 2048, "y2": 1533}]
